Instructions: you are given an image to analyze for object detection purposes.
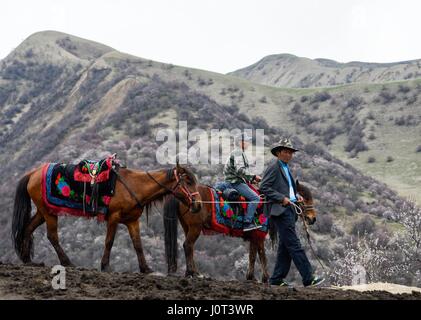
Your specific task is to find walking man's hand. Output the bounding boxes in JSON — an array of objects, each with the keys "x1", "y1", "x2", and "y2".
[{"x1": 282, "y1": 197, "x2": 291, "y2": 206}]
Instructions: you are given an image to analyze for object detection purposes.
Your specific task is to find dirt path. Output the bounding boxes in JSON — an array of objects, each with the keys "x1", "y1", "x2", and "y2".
[{"x1": 0, "y1": 263, "x2": 420, "y2": 300}]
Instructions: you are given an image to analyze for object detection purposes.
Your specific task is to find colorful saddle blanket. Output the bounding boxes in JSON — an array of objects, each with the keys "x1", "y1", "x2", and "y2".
[
  {"x1": 41, "y1": 156, "x2": 118, "y2": 221},
  {"x1": 203, "y1": 185, "x2": 269, "y2": 239}
]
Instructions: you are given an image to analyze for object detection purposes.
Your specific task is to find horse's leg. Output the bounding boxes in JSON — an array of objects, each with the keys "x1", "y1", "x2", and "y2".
[
  {"x1": 177, "y1": 214, "x2": 189, "y2": 274},
  {"x1": 257, "y1": 238, "x2": 269, "y2": 283},
  {"x1": 21, "y1": 210, "x2": 45, "y2": 264},
  {"x1": 100, "y1": 211, "x2": 120, "y2": 272},
  {"x1": 125, "y1": 219, "x2": 153, "y2": 274},
  {"x1": 183, "y1": 226, "x2": 201, "y2": 277},
  {"x1": 45, "y1": 213, "x2": 73, "y2": 267},
  {"x1": 246, "y1": 239, "x2": 258, "y2": 281}
]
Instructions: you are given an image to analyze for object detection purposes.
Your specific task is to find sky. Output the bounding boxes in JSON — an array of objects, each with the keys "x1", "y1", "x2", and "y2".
[{"x1": 1, "y1": 0, "x2": 420, "y2": 74}]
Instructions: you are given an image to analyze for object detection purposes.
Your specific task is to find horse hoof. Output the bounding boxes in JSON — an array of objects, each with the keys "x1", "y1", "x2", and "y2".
[
  {"x1": 185, "y1": 272, "x2": 202, "y2": 278},
  {"x1": 246, "y1": 275, "x2": 257, "y2": 282},
  {"x1": 141, "y1": 267, "x2": 153, "y2": 274},
  {"x1": 64, "y1": 263, "x2": 75, "y2": 268},
  {"x1": 101, "y1": 265, "x2": 111, "y2": 272}
]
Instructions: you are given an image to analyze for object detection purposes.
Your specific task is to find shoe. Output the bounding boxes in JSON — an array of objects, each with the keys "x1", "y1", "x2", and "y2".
[
  {"x1": 270, "y1": 279, "x2": 289, "y2": 287},
  {"x1": 243, "y1": 222, "x2": 262, "y2": 232},
  {"x1": 304, "y1": 276, "x2": 325, "y2": 287}
]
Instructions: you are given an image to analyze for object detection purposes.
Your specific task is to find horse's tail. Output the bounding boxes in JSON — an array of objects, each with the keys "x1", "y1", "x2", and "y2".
[
  {"x1": 12, "y1": 173, "x2": 33, "y2": 261},
  {"x1": 268, "y1": 217, "x2": 278, "y2": 249},
  {"x1": 163, "y1": 194, "x2": 179, "y2": 274}
]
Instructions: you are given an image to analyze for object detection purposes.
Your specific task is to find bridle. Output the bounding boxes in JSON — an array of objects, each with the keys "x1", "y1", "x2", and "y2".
[
  {"x1": 291, "y1": 201, "x2": 314, "y2": 216},
  {"x1": 299, "y1": 202, "x2": 316, "y2": 215},
  {"x1": 146, "y1": 167, "x2": 199, "y2": 208}
]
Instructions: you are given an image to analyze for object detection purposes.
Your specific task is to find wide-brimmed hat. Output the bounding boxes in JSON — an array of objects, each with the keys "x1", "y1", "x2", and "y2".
[{"x1": 270, "y1": 137, "x2": 299, "y2": 156}]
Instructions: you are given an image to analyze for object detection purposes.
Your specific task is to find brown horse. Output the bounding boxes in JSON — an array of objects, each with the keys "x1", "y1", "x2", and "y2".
[
  {"x1": 163, "y1": 181, "x2": 316, "y2": 281},
  {"x1": 12, "y1": 161, "x2": 201, "y2": 273}
]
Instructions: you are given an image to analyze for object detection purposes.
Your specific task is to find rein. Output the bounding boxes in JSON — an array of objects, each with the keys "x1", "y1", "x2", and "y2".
[
  {"x1": 114, "y1": 168, "x2": 199, "y2": 216},
  {"x1": 146, "y1": 169, "x2": 199, "y2": 207},
  {"x1": 113, "y1": 169, "x2": 144, "y2": 209},
  {"x1": 290, "y1": 202, "x2": 326, "y2": 271}
]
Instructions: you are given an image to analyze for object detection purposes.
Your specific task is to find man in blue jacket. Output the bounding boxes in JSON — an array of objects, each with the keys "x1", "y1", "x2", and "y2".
[{"x1": 259, "y1": 137, "x2": 324, "y2": 287}]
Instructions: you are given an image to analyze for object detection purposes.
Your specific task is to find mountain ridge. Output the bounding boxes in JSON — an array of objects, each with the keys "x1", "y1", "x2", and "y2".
[{"x1": 229, "y1": 53, "x2": 421, "y2": 88}]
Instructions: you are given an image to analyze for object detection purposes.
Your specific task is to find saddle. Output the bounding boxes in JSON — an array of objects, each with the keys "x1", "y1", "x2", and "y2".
[
  {"x1": 52, "y1": 154, "x2": 119, "y2": 216},
  {"x1": 220, "y1": 188, "x2": 243, "y2": 217},
  {"x1": 213, "y1": 182, "x2": 264, "y2": 221},
  {"x1": 74, "y1": 155, "x2": 114, "y2": 184}
]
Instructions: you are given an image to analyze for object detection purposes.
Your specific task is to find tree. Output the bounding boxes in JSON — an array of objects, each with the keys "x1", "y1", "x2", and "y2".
[
  {"x1": 328, "y1": 234, "x2": 404, "y2": 286},
  {"x1": 259, "y1": 96, "x2": 267, "y2": 103},
  {"x1": 351, "y1": 215, "x2": 376, "y2": 236},
  {"x1": 310, "y1": 91, "x2": 331, "y2": 104},
  {"x1": 391, "y1": 199, "x2": 421, "y2": 281},
  {"x1": 329, "y1": 200, "x2": 421, "y2": 286},
  {"x1": 367, "y1": 156, "x2": 376, "y2": 163}
]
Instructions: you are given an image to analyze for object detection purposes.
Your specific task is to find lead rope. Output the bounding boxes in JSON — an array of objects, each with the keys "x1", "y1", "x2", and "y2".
[{"x1": 290, "y1": 202, "x2": 326, "y2": 271}]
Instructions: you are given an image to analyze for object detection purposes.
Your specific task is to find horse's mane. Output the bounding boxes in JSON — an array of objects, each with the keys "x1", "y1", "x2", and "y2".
[
  {"x1": 144, "y1": 166, "x2": 197, "y2": 224},
  {"x1": 166, "y1": 166, "x2": 197, "y2": 184},
  {"x1": 297, "y1": 183, "x2": 313, "y2": 200}
]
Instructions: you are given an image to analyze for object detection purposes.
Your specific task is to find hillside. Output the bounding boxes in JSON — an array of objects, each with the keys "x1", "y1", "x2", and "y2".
[
  {"x1": 228, "y1": 55, "x2": 421, "y2": 205},
  {"x1": 233, "y1": 80, "x2": 421, "y2": 205},
  {"x1": 0, "y1": 31, "x2": 419, "y2": 288},
  {"x1": 229, "y1": 53, "x2": 421, "y2": 88}
]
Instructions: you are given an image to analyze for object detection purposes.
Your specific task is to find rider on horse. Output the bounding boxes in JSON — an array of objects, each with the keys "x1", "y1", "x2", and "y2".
[{"x1": 222, "y1": 132, "x2": 262, "y2": 232}]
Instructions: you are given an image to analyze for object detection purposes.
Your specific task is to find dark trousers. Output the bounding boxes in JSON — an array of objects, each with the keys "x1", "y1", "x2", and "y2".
[{"x1": 269, "y1": 207, "x2": 313, "y2": 285}]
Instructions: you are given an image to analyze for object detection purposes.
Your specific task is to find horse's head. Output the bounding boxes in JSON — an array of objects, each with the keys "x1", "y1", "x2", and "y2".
[
  {"x1": 172, "y1": 161, "x2": 202, "y2": 213},
  {"x1": 296, "y1": 180, "x2": 317, "y2": 225}
]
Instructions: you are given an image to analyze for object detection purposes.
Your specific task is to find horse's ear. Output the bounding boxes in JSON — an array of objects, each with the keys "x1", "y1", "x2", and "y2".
[{"x1": 296, "y1": 179, "x2": 299, "y2": 186}]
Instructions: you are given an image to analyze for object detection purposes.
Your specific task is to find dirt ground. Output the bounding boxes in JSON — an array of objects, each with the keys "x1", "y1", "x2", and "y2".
[{"x1": 0, "y1": 262, "x2": 420, "y2": 300}]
